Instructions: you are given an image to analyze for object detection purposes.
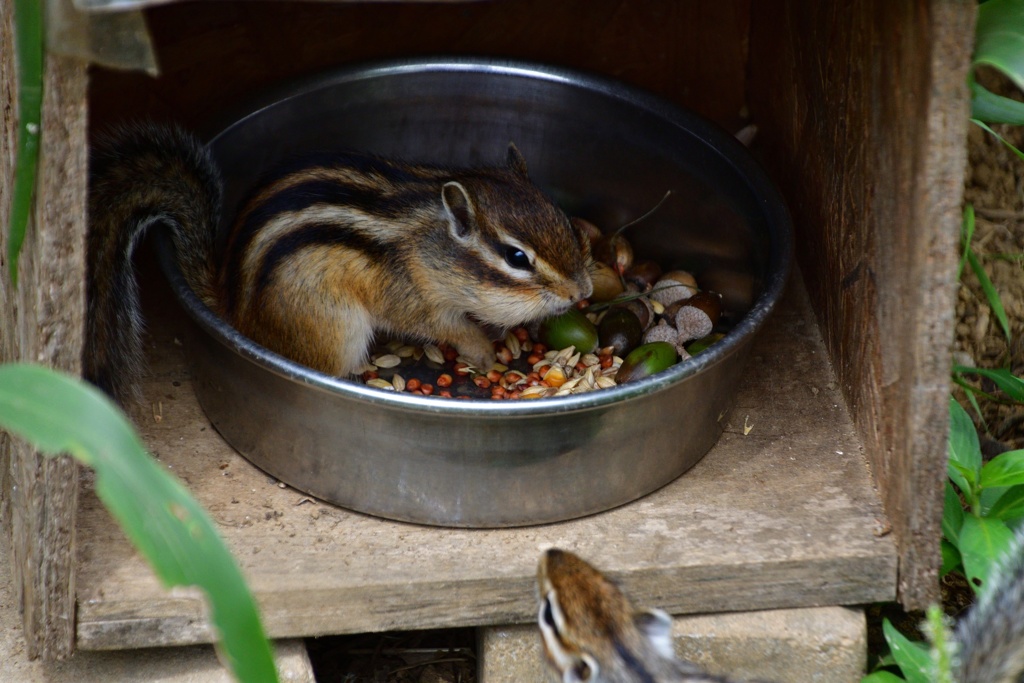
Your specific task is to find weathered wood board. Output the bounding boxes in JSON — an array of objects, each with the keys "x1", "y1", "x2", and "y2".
[
  {"x1": 74, "y1": 275, "x2": 896, "y2": 650},
  {"x1": 747, "y1": 2, "x2": 974, "y2": 607},
  {"x1": 0, "y1": 0, "x2": 89, "y2": 659}
]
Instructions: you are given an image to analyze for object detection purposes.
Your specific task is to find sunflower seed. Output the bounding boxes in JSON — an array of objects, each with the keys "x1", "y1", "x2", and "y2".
[
  {"x1": 373, "y1": 354, "x2": 402, "y2": 368},
  {"x1": 424, "y1": 344, "x2": 445, "y2": 364}
]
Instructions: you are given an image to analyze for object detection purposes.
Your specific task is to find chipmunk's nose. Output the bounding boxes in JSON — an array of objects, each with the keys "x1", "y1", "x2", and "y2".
[{"x1": 569, "y1": 273, "x2": 593, "y2": 303}]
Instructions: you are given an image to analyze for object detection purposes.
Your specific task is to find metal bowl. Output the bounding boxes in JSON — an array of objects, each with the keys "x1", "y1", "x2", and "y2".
[{"x1": 155, "y1": 57, "x2": 792, "y2": 527}]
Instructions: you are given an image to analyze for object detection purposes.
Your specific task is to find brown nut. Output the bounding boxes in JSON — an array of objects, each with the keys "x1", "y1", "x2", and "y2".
[
  {"x1": 650, "y1": 270, "x2": 698, "y2": 306},
  {"x1": 674, "y1": 291, "x2": 722, "y2": 343},
  {"x1": 682, "y1": 290, "x2": 722, "y2": 327},
  {"x1": 589, "y1": 261, "x2": 625, "y2": 302},
  {"x1": 624, "y1": 260, "x2": 662, "y2": 289},
  {"x1": 617, "y1": 298, "x2": 651, "y2": 329}
]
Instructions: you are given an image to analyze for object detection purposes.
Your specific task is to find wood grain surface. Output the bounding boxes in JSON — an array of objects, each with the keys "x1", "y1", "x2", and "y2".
[
  {"x1": 747, "y1": 1, "x2": 974, "y2": 608},
  {"x1": 74, "y1": 274, "x2": 896, "y2": 650},
  {"x1": 1, "y1": 0, "x2": 89, "y2": 658}
]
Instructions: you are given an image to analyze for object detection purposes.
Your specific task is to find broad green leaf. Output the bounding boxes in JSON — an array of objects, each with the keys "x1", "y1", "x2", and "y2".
[
  {"x1": 942, "y1": 482, "x2": 965, "y2": 546},
  {"x1": 860, "y1": 672, "x2": 907, "y2": 683},
  {"x1": 953, "y1": 365, "x2": 1024, "y2": 402},
  {"x1": 974, "y1": 0, "x2": 1024, "y2": 93},
  {"x1": 940, "y1": 539, "x2": 962, "y2": 578},
  {"x1": 981, "y1": 450, "x2": 1024, "y2": 488},
  {"x1": 948, "y1": 399, "x2": 981, "y2": 500},
  {"x1": 959, "y1": 514, "x2": 1015, "y2": 593},
  {"x1": 0, "y1": 364, "x2": 278, "y2": 683},
  {"x1": 984, "y1": 484, "x2": 1024, "y2": 523},
  {"x1": 881, "y1": 618, "x2": 931, "y2": 683}
]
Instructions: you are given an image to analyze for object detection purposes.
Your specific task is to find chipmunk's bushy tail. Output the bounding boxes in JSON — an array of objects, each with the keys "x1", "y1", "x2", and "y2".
[
  {"x1": 954, "y1": 524, "x2": 1024, "y2": 683},
  {"x1": 85, "y1": 123, "x2": 222, "y2": 405}
]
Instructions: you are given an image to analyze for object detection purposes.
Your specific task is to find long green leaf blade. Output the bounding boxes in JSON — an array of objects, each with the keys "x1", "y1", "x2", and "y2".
[
  {"x1": 971, "y1": 78, "x2": 1024, "y2": 124},
  {"x1": 967, "y1": 248, "x2": 1012, "y2": 345},
  {"x1": 953, "y1": 365, "x2": 1024, "y2": 402},
  {"x1": 9, "y1": 0, "x2": 45, "y2": 288},
  {"x1": 0, "y1": 364, "x2": 278, "y2": 683}
]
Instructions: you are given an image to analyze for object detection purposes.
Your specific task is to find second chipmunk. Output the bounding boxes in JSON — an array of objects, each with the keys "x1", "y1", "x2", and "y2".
[
  {"x1": 538, "y1": 543, "x2": 1024, "y2": 683},
  {"x1": 537, "y1": 548, "x2": 769, "y2": 683},
  {"x1": 85, "y1": 124, "x2": 593, "y2": 404}
]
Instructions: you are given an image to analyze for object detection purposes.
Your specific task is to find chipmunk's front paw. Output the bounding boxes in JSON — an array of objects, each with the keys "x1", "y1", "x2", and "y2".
[{"x1": 456, "y1": 336, "x2": 497, "y2": 372}]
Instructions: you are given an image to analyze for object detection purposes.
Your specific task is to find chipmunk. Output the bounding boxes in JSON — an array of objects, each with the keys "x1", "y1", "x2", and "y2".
[
  {"x1": 540, "y1": 544, "x2": 1024, "y2": 683},
  {"x1": 537, "y1": 548, "x2": 764, "y2": 683},
  {"x1": 85, "y1": 123, "x2": 592, "y2": 404},
  {"x1": 953, "y1": 522, "x2": 1024, "y2": 683}
]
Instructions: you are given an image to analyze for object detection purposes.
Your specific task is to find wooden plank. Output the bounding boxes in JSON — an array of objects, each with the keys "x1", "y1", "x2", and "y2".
[
  {"x1": 87, "y1": 0, "x2": 750, "y2": 135},
  {"x1": 0, "y1": 0, "x2": 89, "y2": 659},
  {"x1": 746, "y1": 1, "x2": 974, "y2": 608},
  {"x1": 74, "y1": 275, "x2": 897, "y2": 650}
]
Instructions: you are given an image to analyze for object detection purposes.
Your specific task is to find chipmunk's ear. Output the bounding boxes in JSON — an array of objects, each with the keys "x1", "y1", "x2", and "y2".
[
  {"x1": 634, "y1": 608, "x2": 675, "y2": 659},
  {"x1": 442, "y1": 181, "x2": 477, "y2": 240},
  {"x1": 507, "y1": 142, "x2": 530, "y2": 178}
]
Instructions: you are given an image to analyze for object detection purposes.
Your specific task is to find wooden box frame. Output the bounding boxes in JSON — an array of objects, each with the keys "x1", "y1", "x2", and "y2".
[{"x1": 0, "y1": 0, "x2": 973, "y2": 659}]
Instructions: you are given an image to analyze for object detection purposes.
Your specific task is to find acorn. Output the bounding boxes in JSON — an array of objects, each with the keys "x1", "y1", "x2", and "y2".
[
  {"x1": 538, "y1": 308, "x2": 599, "y2": 353},
  {"x1": 589, "y1": 261, "x2": 625, "y2": 302},
  {"x1": 624, "y1": 260, "x2": 662, "y2": 289},
  {"x1": 615, "y1": 342, "x2": 678, "y2": 384},
  {"x1": 650, "y1": 270, "x2": 698, "y2": 306},
  {"x1": 598, "y1": 307, "x2": 644, "y2": 357},
  {"x1": 675, "y1": 291, "x2": 723, "y2": 342}
]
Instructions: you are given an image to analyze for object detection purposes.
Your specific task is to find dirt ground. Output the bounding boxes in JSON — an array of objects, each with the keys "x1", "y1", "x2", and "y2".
[{"x1": 957, "y1": 122, "x2": 1024, "y2": 452}]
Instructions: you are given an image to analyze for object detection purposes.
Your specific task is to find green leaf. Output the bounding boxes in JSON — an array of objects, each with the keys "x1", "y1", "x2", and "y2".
[
  {"x1": 953, "y1": 365, "x2": 1024, "y2": 402},
  {"x1": 9, "y1": 0, "x2": 45, "y2": 288},
  {"x1": 981, "y1": 450, "x2": 1024, "y2": 488},
  {"x1": 861, "y1": 672, "x2": 907, "y2": 683},
  {"x1": 940, "y1": 539, "x2": 962, "y2": 577},
  {"x1": 974, "y1": 0, "x2": 1024, "y2": 93},
  {"x1": 942, "y1": 481, "x2": 965, "y2": 547},
  {"x1": 958, "y1": 514, "x2": 1015, "y2": 593},
  {"x1": 0, "y1": 365, "x2": 278, "y2": 683},
  {"x1": 881, "y1": 618, "x2": 931, "y2": 683},
  {"x1": 948, "y1": 399, "x2": 981, "y2": 501},
  {"x1": 967, "y1": 246, "x2": 1012, "y2": 345},
  {"x1": 971, "y1": 80, "x2": 1024, "y2": 125},
  {"x1": 984, "y1": 484, "x2": 1024, "y2": 523}
]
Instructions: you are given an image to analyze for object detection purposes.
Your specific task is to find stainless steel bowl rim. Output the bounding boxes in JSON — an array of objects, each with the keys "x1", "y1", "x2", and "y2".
[{"x1": 161, "y1": 56, "x2": 793, "y2": 419}]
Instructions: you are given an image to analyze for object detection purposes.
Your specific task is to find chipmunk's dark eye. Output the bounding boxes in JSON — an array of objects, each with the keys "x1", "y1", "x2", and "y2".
[
  {"x1": 573, "y1": 658, "x2": 592, "y2": 681},
  {"x1": 542, "y1": 597, "x2": 557, "y2": 630},
  {"x1": 503, "y1": 245, "x2": 533, "y2": 270}
]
